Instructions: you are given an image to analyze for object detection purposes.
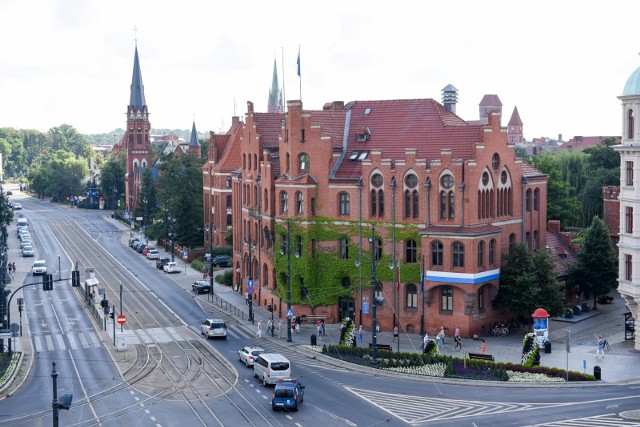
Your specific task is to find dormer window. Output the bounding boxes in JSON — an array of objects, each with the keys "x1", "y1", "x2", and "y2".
[
  {"x1": 364, "y1": 107, "x2": 371, "y2": 116},
  {"x1": 357, "y1": 127, "x2": 371, "y2": 142},
  {"x1": 349, "y1": 151, "x2": 369, "y2": 161}
]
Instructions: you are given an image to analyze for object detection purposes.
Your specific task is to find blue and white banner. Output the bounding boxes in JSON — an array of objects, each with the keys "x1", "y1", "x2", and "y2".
[{"x1": 426, "y1": 268, "x2": 500, "y2": 284}]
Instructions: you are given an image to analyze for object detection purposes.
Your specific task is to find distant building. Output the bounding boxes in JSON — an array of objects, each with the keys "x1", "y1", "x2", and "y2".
[{"x1": 558, "y1": 135, "x2": 621, "y2": 151}]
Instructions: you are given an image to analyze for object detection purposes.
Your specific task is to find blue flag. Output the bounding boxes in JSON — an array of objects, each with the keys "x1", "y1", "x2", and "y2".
[{"x1": 297, "y1": 48, "x2": 301, "y2": 77}]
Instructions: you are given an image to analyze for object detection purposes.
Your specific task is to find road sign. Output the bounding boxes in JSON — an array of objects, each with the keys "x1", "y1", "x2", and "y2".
[
  {"x1": 247, "y1": 287, "x2": 254, "y2": 295},
  {"x1": 0, "y1": 329, "x2": 11, "y2": 339},
  {"x1": 116, "y1": 315, "x2": 127, "y2": 325},
  {"x1": 286, "y1": 309, "x2": 294, "y2": 318},
  {"x1": 247, "y1": 279, "x2": 254, "y2": 288},
  {"x1": 362, "y1": 302, "x2": 369, "y2": 314}
]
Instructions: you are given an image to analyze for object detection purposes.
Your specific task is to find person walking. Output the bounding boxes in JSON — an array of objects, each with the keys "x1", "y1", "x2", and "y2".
[
  {"x1": 454, "y1": 325, "x2": 460, "y2": 338},
  {"x1": 436, "y1": 327, "x2": 445, "y2": 351},
  {"x1": 277, "y1": 320, "x2": 283, "y2": 339},
  {"x1": 317, "y1": 321, "x2": 322, "y2": 340},
  {"x1": 256, "y1": 320, "x2": 263, "y2": 338},
  {"x1": 454, "y1": 333, "x2": 462, "y2": 351},
  {"x1": 321, "y1": 319, "x2": 326, "y2": 336},
  {"x1": 596, "y1": 335, "x2": 605, "y2": 358},
  {"x1": 358, "y1": 325, "x2": 363, "y2": 343},
  {"x1": 480, "y1": 339, "x2": 487, "y2": 354},
  {"x1": 393, "y1": 325, "x2": 399, "y2": 343},
  {"x1": 202, "y1": 265, "x2": 207, "y2": 279},
  {"x1": 266, "y1": 319, "x2": 273, "y2": 335}
]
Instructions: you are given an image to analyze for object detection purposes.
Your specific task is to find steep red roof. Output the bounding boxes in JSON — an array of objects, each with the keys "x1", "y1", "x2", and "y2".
[
  {"x1": 331, "y1": 99, "x2": 483, "y2": 179},
  {"x1": 546, "y1": 231, "x2": 577, "y2": 277},
  {"x1": 558, "y1": 136, "x2": 621, "y2": 151},
  {"x1": 479, "y1": 94, "x2": 502, "y2": 107},
  {"x1": 508, "y1": 106, "x2": 522, "y2": 126},
  {"x1": 253, "y1": 112, "x2": 283, "y2": 149}
]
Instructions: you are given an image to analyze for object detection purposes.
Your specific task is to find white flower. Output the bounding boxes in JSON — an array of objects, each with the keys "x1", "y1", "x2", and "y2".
[
  {"x1": 506, "y1": 370, "x2": 565, "y2": 382},
  {"x1": 382, "y1": 363, "x2": 447, "y2": 377}
]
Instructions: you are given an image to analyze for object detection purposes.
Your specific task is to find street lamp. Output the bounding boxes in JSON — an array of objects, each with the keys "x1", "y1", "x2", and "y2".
[
  {"x1": 390, "y1": 176, "x2": 397, "y2": 346},
  {"x1": 422, "y1": 177, "x2": 431, "y2": 336},
  {"x1": 163, "y1": 205, "x2": 169, "y2": 252},
  {"x1": 247, "y1": 233, "x2": 255, "y2": 324},
  {"x1": 357, "y1": 177, "x2": 363, "y2": 326},
  {"x1": 209, "y1": 207, "x2": 215, "y2": 301},
  {"x1": 355, "y1": 224, "x2": 379, "y2": 363},
  {"x1": 168, "y1": 216, "x2": 176, "y2": 262},
  {"x1": 143, "y1": 196, "x2": 148, "y2": 244}
]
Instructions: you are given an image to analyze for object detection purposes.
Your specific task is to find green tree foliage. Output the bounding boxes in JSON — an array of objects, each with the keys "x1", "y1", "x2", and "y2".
[
  {"x1": 530, "y1": 154, "x2": 581, "y2": 228},
  {"x1": 157, "y1": 152, "x2": 204, "y2": 247},
  {"x1": 48, "y1": 124, "x2": 91, "y2": 159},
  {"x1": 99, "y1": 154, "x2": 126, "y2": 210},
  {"x1": 28, "y1": 150, "x2": 89, "y2": 199},
  {"x1": 576, "y1": 141, "x2": 620, "y2": 226},
  {"x1": 566, "y1": 216, "x2": 618, "y2": 309},
  {"x1": 498, "y1": 243, "x2": 564, "y2": 321}
]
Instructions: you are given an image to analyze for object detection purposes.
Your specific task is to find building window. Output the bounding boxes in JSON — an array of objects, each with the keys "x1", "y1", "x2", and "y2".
[
  {"x1": 448, "y1": 191, "x2": 455, "y2": 218},
  {"x1": 625, "y1": 254, "x2": 633, "y2": 281},
  {"x1": 370, "y1": 174, "x2": 385, "y2": 218},
  {"x1": 296, "y1": 236, "x2": 303, "y2": 258},
  {"x1": 526, "y1": 232, "x2": 531, "y2": 250},
  {"x1": 431, "y1": 241, "x2": 443, "y2": 267},
  {"x1": 533, "y1": 231, "x2": 539, "y2": 251},
  {"x1": 492, "y1": 153, "x2": 500, "y2": 170},
  {"x1": 404, "y1": 174, "x2": 419, "y2": 218},
  {"x1": 626, "y1": 206, "x2": 634, "y2": 234},
  {"x1": 226, "y1": 213, "x2": 232, "y2": 226},
  {"x1": 533, "y1": 188, "x2": 539, "y2": 211},
  {"x1": 629, "y1": 109, "x2": 635, "y2": 140},
  {"x1": 441, "y1": 287, "x2": 453, "y2": 312},
  {"x1": 477, "y1": 241, "x2": 484, "y2": 267},
  {"x1": 311, "y1": 239, "x2": 316, "y2": 257},
  {"x1": 299, "y1": 153, "x2": 309, "y2": 171},
  {"x1": 243, "y1": 154, "x2": 246, "y2": 170},
  {"x1": 296, "y1": 192, "x2": 304, "y2": 214},
  {"x1": 339, "y1": 238, "x2": 349, "y2": 259},
  {"x1": 478, "y1": 289, "x2": 484, "y2": 310},
  {"x1": 280, "y1": 191, "x2": 288, "y2": 213},
  {"x1": 627, "y1": 161, "x2": 634, "y2": 186},
  {"x1": 373, "y1": 238, "x2": 382, "y2": 261},
  {"x1": 452, "y1": 242, "x2": 464, "y2": 268},
  {"x1": 405, "y1": 239, "x2": 417, "y2": 263},
  {"x1": 285, "y1": 153, "x2": 290, "y2": 173},
  {"x1": 339, "y1": 192, "x2": 350, "y2": 215},
  {"x1": 406, "y1": 284, "x2": 417, "y2": 308},
  {"x1": 263, "y1": 189, "x2": 268, "y2": 211},
  {"x1": 137, "y1": 128, "x2": 142, "y2": 144},
  {"x1": 412, "y1": 190, "x2": 419, "y2": 218},
  {"x1": 226, "y1": 195, "x2": 232, "y2": 209},
  {"x1": 489, "y1": 239, "x2": 496, "y2": 265},
  {"x1": 526, "y1": 189, "x2": 532, "y2": 212},
  {"x1": 311, "y1": 197, "x2": 316, "y2": 215},
  {"x1": 509, "y1": 233, "x2": 516, "y2": 255},
  {"x1": 300, "y1": 129, "x2": 306, "y2": 143},
  {"x1": 371, "y1": 189, "x2": 377, "y2": 217},
  {"x1": 440, "y1": 191, "x2": 447, "y2": 219},
  {"x1": 342, "y1": 277, "x2": 351, "y2": 289}
]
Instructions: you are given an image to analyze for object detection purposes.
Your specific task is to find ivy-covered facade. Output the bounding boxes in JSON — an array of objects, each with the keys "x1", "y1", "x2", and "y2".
[{"x1": 209, "y1": 91, "x2": 547, "y2": 337}]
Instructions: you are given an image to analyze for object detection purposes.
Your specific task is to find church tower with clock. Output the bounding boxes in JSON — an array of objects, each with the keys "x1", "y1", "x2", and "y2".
[{"x1": 124, "y1": 44, "x2": 152, "y2": 212}]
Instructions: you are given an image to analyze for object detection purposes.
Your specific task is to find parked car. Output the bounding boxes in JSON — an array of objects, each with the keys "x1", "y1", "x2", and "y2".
[
  {"x1": 156, "y1": 257, "x2": 170, "y2": 270},
  {"x1": 201, "y1": 319, "x2": 227, "y2": 339},
  {"x1": 272, "y1": 378, "x2": 305, "y2": 411},
  {"x1": 192, "y1": 280, "x2": 211, "y2": 294},
  {"x1": 129, "y1": 237, "x2": 140, "y2": 248},
  {"x1": 20, "y1": 238, "x2": 32, "y2": 249},
  {"x1": 163, "y1": 262, "x2": 180, "y2": 273},
  {"x1": 136, "y1": 243, "x2": 147, "y2": 254},
  {"x1": 146, "y1": 248, "x2": 160, "y2": 260},
  {"x1": 212, "y1": 255, "x2": 232, "y2": 267},
  {"x1": 133, "y1": 241, "x2": 145, "y2": 251},
  {"x1": 32, "y1": 260, "x2": 47, "y2": 275},
  {"x1": 22, "y1": 245, "x2": 34, "y2": 257},
  {"x1": 238, "y1": 345, "x2": 264, "y2": 367}
]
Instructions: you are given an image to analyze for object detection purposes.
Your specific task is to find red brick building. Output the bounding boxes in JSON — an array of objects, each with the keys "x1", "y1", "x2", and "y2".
[{"x1": 206, "y1": 91, "x2": 547, "y2": 337}]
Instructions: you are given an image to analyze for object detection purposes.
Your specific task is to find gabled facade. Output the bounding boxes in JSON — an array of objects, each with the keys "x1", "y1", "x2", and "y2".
[{"x1": 218, "y1": 93, "x2": 548, "y2": 337}]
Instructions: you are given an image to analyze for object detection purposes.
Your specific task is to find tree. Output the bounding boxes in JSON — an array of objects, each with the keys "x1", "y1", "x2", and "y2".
[
  {"x1": 99, "y1": 154, "x2": 126, "y2": 210},
  {"x1": 498, "y1": 243, "x2": 565, "y2": 323},
  {"x1": 530, "y1": 154, "x2": 581, "y2": 228},
  {"x1": 566, "y1": 216, "x2": 618, "y2": 309}
]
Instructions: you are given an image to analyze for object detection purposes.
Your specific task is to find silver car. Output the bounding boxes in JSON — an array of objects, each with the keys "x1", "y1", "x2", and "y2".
[
  {"x1": 22, "y1": 245, "x2": 35, "y2": 257},
  {"x1": 238, "y1": 345, "x2": 264, "y2": 367},
  {"x1": 201, "y1": 319, "x2": 227, "y2": 339}
]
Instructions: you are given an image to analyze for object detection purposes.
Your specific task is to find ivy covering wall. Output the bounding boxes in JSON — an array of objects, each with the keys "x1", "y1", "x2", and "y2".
[{"x1": 273, "y1": 218, "x2": 422, "y2": 307}]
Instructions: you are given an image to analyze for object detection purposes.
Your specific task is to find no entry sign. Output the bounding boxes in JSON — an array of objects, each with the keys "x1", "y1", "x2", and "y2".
[{"x1": 117, "y1": 315, "x2": 127, "y2": 325}]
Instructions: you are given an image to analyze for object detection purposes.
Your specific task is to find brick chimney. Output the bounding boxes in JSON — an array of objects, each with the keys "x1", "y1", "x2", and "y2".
[{"x1": 547, "y1": 220, "x2": 561, "y2": 234}]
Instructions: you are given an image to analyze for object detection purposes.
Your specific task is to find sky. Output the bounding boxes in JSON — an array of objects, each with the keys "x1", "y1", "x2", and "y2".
[{"x1": 1, "y1": 0, "x2": 640, "y2": 142}]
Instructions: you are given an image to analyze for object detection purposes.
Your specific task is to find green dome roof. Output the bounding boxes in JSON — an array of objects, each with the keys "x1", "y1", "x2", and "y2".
[{"x1": 623, "y1": 66, "x2": 640, "y2": 96}]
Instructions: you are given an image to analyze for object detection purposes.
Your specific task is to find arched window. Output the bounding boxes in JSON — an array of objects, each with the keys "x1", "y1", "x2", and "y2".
[
  {"x1": 526, "y1": 232, "x2": 531, "y2": 250},
  {"x1": 299, "y1": 153, "x2": 310, "y2": 171},
  {"x1": 629, "y1": 109, "x2": 635, "y2": 139},
  {"x1": 533, "y1": 230, "x2": 539, "y2": 250},
  {"x1": 431, "y1": 241, "x2": 443, "y2": 267},
  {"x1": 378, "y1": 190, "x2": 385, "y2": 217},
  {"x1": 254, "y1": 154, "x2": 258, "y2": 171},
  {"x1": 339, "y1": 237, "x2": 349, "y2": 259},
  {"x1": 242, "y1": 154, "x2": 246, "y2": 170},
  {"x1": 339, "y1": 192, "x2": 350, "y2": 215},
  {"x1": 280, "y1": 191, "x2": 288, "y2": 213},
  {"x1": 477, "y1": 241, "x2": 484, "y2": 267},
  {"x1": 448, "y1": 191, "x2": 455, "y2": 218},
  {"x1": 370, "y1": 173, "x2": 384, "y2": 218},
  {"x1": 441, "y1": 287, "x2": 453, "y2": 312},
  {"x1": 405, "y1": 239, "x2": 417, "y2": 263},
  {"x1": 263, "y1": 264, "x2": 269, "y2": 287},
  {"x1": 226, "y1": 195, "x2": 232, "y2": 208},
  {"x1": 373, "y1": 238, "x2": 383, "y2": 261},
  {"x1": 509, "y1": 233, "x2": 516, "y2": 255},
  {"x1": 526, "y1": 189, "x2": 532, "y2": 212},
  {"x1": 248, "y1": 154, "x2": 252, "y2": 170},
  {"x1": 370, "y1": 189, "x2": 377, "y2": 217},
  {"x1": 404, "y1": 173, "x2": 419, "y2": 218},
  {"x1": 137, "y1": 128, "x2": 142, "y2": 144},
  {"x1": 404, "y1": 190, "x2": 411, "y2": 218},
  {"x1": 440, "y1": 191, "x2": 447, "y2": 218},
  {"x1": 533, "y1": 189, "x2": 539, "y2": 211},
  {"x1": 406, "y1": 284, "x2": 418, "y2": 308},
  {"x1": 285, "y1": 153, "x2": 290, "y2": 173},
  {"x1": 263, "y1": 189, "x2": 268, "y2": 211},
  {"x1": 412, "y1": 190, "x2": 419, "y2": 218},
  {"x1": 489, "y1": 239, "x2": 496, "y2": 265},
  {"x1": 296, "y1": 192, "x2": 304, "y2": 214},
  {"x1": 453, "y1": 242, "x2": 464, "y2": 268}
]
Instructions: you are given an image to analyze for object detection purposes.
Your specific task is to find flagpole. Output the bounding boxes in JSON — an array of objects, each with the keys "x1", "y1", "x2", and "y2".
[
  {"x1": 420, "y1": 256, "x2": 425, "y2": 336},
  {"x1": 297, "y1": 45, "x2": 301, "y2": 101}
]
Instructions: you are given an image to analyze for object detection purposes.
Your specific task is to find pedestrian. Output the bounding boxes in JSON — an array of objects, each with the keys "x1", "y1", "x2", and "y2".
[
  {"x1": 257, "y1": 320, "x2": 263, "y2": 338},
  {"x1": 438, "y1": 326, "x2": 446, "y2": 344},
  {"x1": 321, "y1": 318, "x2": 326, "y2": 336},
  {"x1": 291, "y1": 317, "x2": 296, "y2": 337},
  {"x1": 245, "y1": 291, "x2": 249, "y2": 304},
  {"x1": 277, "y1": 320, "x2": 283, "y2": 338},
  {"x1": 454, "y1": 325, "x2": 460, "y2": 338},
  {"x1": 202, "y1": 265, "x2": 207, "y2": 279},
  {"x1": 437, "y1": 327, "x2": 445, "y2": 350},
  {"x1": 317, "y1": 321, "x2": 322, "y2": 340},
  {"x1": 295, "y1": 322, "x2": 300, "y2": 334},
  {"x1": 393, "y1": 325, "x2": 399, "y2": 343},
  {"x1": 358, "y1": 325, "x2": 363, "y2": 343},
  {"x1": 266, "y1": 319, "x2": 273, "y2": 335},
  {"x1": 454, "y1": 333, "x2": 462, "y2": 351},
  {"x1": 480, "y1": 339, "x2": 487, "y2": 354},
  {"x1": 12, "y1": 262, "x2": 16, "y2": 273},
  {"x1": 596, "y1": 335, "x2": 605, "y2": 358},
  {"x1": 423, "y1": 333, "x2": 430, "y2": 352}
]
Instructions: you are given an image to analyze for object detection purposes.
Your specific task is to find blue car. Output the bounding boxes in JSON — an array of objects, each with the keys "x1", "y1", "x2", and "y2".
[{"x1": 272, "y1": 378, "x2": 304, "y2": 411}]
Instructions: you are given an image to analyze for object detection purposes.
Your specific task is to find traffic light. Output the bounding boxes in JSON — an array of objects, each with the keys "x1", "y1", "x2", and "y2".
[
  {"x1": 100, "y1": 299, "x2": 108, "y2": 309},
  {"x1": 71, "y1": 270, "x2": 80, "y2": 287},
  {"x1": 43, "y1": 274, "x2": 53, "y2": 291},
  {"x1": 109, "y1": 308, "x2": 114, "y2": 319}
]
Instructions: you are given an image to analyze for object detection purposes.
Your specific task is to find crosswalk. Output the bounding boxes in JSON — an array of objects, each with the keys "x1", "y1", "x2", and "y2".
[
  {"x1": 33, "y1": 330, "x2": 102, "y2": 352},
  {"x1": 528, "y1": 414, "x2": 640, "y2": 426}
]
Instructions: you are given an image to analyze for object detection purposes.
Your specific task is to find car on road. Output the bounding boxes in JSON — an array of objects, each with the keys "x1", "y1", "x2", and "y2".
[
  {"x1": 272, "y1": 378, "x2": 305, "y2": 411},
  {"x1": 12, "y1": 203, "x2": 22, "y2": 210},
  {"x1": 238, "y1": 345, "x2": 264, "y2": 367},
  {"x1": 146, "y1": 248, "x2": 159, "y2": 260},
  {"x1": 156, "y1": 257, "x2": 170, "y2": 270},
  {"x1": 212, "y1": 255, "x2": 232, "y2": 268},
  {"x1": 192, "y1": 280, "x2": 211, "y2": 294},
  {"x1": 22, "y1": 245, "x2": 34, "y2": 257},
  {"x1": 32, "y1": 260, "x2": 47, "y2": 275},
  {"x1": 200, "y1": 319, "x2": 227, "y2": 339},
  {"x1": 163, "y1": 262, "x2": 180, "y2": 273},
  {"x1": 6, "y1": 191, "x2": 12, "y2": 196},
  {"x1": 20, "y1": 238, "x2": 32, "y2": 249},
  {"x1": 253, "y1": 354, "x2": 292, "y2": 386}
]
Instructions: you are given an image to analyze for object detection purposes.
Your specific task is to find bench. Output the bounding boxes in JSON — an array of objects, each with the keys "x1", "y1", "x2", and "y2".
[
  {"x1": 300, "y1": 315, "x2": 327, "y2": 323},
  {"x1": 467, "y1": 352, "x2": 494, "y2": 362},
  {"x1": 369, "y1": 343, "x2": 393, "y2": 352}
]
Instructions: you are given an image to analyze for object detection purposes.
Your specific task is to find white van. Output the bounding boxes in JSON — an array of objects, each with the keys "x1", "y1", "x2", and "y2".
[{"x1": 253, "y1": 353, "x2": 291, "y2": 386}]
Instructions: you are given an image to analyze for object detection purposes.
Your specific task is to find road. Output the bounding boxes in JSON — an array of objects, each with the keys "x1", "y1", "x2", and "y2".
[{"x1": 0, "y1": 194, "x2": 639, "y2": 426}]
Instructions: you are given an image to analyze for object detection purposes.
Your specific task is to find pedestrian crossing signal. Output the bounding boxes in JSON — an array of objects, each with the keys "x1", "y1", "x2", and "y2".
[
  {"x1": 71, "y1": 270, "x2": 80, "y2": 287},
  {"x1": 43, "y1": 274, "x2": 53, "y2": 291}
]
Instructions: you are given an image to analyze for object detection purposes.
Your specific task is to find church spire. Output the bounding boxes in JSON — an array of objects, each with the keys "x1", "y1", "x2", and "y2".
[
  {"x1": 267, "y1": 58, "x2": 283, "y2": 113},
  {"x1": 189, "y1": 121, "x2": 202, "y2": 157},
  {"x1": 130, "y1": 45, "x2": 146, "y2": 108}
]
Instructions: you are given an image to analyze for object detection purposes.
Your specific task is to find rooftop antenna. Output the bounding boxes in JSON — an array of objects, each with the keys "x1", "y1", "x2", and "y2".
[{"x1": 134, "y1": 25, "x2": 138, "y2": 44}]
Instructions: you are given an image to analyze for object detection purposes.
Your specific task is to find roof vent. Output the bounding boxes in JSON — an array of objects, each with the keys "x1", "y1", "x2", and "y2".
[{"x1": 357, "y1": 127, "x2": 371, "y2": 142}]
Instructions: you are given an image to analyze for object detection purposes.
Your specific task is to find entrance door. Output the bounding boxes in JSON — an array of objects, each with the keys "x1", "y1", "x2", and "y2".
[{"x1": 338, "y1": 297, "x2": 355, "y2": 322}]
